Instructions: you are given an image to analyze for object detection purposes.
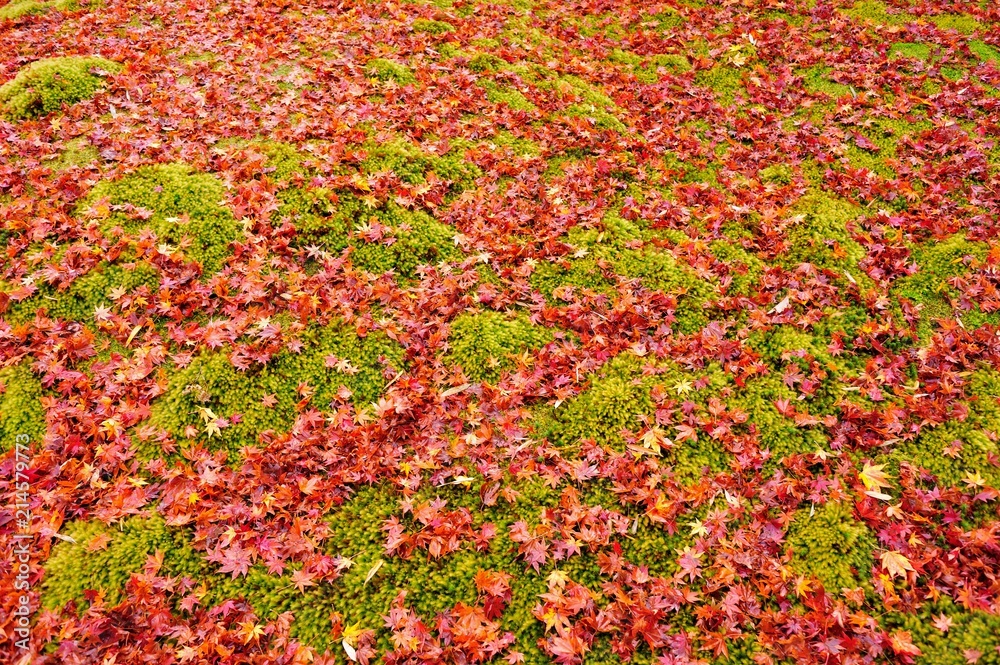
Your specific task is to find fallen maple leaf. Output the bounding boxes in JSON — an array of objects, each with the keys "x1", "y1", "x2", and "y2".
[
  {"x1": 880, "y1": 551, "x2": 914, "y2": 579},
  {"x1": 860, "y1": 463, "x2": 893, "y2": 500}
]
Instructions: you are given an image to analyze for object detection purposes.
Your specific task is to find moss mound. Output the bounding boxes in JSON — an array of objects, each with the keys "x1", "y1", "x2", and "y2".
[
  {"x1": 446, "y1": 310, "x2": 555, "y2": 382},
  {"x1": 0, "y1": 56, "x2": 121, "y2": 120},
  {"x1": 786, "y1": 501, "x2": 875, "y2": 593},
  {"x1": 530, "y1": 216, "x2": 714, "y2": 333},
  {"x1": 42, "y1": 514, "x2": 203, "y2": 610},
  {"x1": 366, "y1": 58, "x2": 415, "y2": 84},
  {"x1": 781, "y1": 193, "x2": 868, "y2": 280},
  {"x1": 413, "y1": 18, "x2": 454, "y2": 35},
  {"x1": 0, "y1": 0, "x2": 77, "y2": 21},
  {"x1": 83, "y1": 163, "x2": 239, "y2": 275},
  {"x1": 889, "y1": 367, "x2": 1000, "y2": 489},
  {"x1": 198, "y1": 479, "x2": 669, "y2": 658},
  {"x1": 885, "y1": 599, "x2": 1000, "y2": 665},
  {"x1": 148, "y1": 321, "x2": 405, "y2": 455},
  {"x1": 893, "y1": 233, "x2": 989, "y2": 327},
  {"x1": 350, "y1": 205, "x2": 461, "y2": 278},
  {"x1": 359, "y1": 136, "x2": 482, "y2": 191},
  {"x1": 0, "y1": 362, "x2": 46, "y2": 452},
  {"x1": 46, "y1": 261, "x2": 159, "y2": 323}
]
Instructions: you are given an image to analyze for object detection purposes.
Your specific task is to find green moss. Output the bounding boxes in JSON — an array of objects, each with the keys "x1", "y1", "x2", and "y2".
[
  {"x1": 802, "y1": 66, "x2": 852, "y2": 98},
  {"x1": 359, "y1": 136, "x2": 482, "y2": 191},
  {"x1": 83, "y1": 163, "x2": 239, "y2": 275},
  {"x1": 42, "y1": 514, "x2": 203, "y2": 610},
  {"x1": 842, "y1": 0, "x2": 916, "y2": 27},
  {"x1": 929, "y1": 14, "x2": 981, "y2": 35},
  {"x1": 350, "y1": 206, "x2": 461, "y2": 278},
  {"x1": 51, "y1": 137, "x2": 99, "y2": 170},
  {"x1": 200, "y1": 480, "x2": 565, "y2": 654},
  {"x1": 0, "y1": 0, "x2": 49, "y2": 20},
  {"x1": 969, "y1": 40, "x2": 1000, "y2": 63},
  {"x1": 941, "y1": 66, "x2": 965, "y2": 82},
  {"x1": 252, "y1": 140, "x2": 311, "y2": 183},
  {"x1": 647, "y1": 7, "x2": 684, "y2": 31},
  {"x1": 694, "y1": 64, "x2": 743, "y2": 105},
  {"x1": 0, "y1": 56, "x2": 121, "y2": 120},
  {"x1": 709, "y1": 239, "x2": 766, "y2": 298},
  {"x1": 607, "y1": 49, "x2": 644, "y2": 68},
  {"x1": 750, "y1": 324, "x2": 835, "y2": 367},
  {"x1": 486, "y1": 130, "x2": 540, "y2": 157},
  {"x1": 892, "y1": 233, "x2": 988, "y2": 338},
  {"x1": 446, "y1": 310, "x2": 554, "y2": 382},
  {"x1": 609, "y1": 50, "x2": 690, "y2": 84},
  {"x1": 765, "y1": 10, "x2": 804, "y2": 27},
  {"x1": 413, "y1": 18, "x2": 454, "y2": 34},
  {"x1": 287, "y1": 188, "x2": 462, "y2": 277},
  {"x1": 530, "y1": 73, "x2": 626, "y2": 131},
  {"x1": 0, "y1": 0, "x2": 77, "y2": 22},
  {"x1": 148, "y1": 321, "x2": 405, "y2": 455},
  {"x1": 890, "y1": 42, "x2": 932, "y2": 61},
  {"x1": 889, "y1": 367, "x2": 1000, "y2": 489},
  {"x1": 530, "y1": 256, "x2": 614, "y2": 300},
  {"x1": 538, "y1": 353, "x2": 730, "y2": 481},
  {"x1": 562, "y1": 103, "x2": 627, "y2": 133},
  {"x1": 612, "y1": 246, "x2": 714, "y2": 333},
  {"x1": 662, "y1": 150, "x2": 723, "y2": 186},
  {"x1": 760, "y1": 163, "x2": 794, "y2": 185},
  {"x1": 884, "y1": 599, "x2": 1000, "y2": 665},
  {"x1": 0, "y1": 362, "x2": 46, "y2": 452},
  {"x1": 435, "y1": 42, "x2": 465, "y2": 60},
  {"x1": 530, "y1": 216, "x2": 711, "y2": 330},
  {"x1": 366, "y1": 57, "x2": 415, "y2": 84},
  {"x1": 786, "y1": 501, "x2": 875, "y2": 593},
  {"x1": 781, "y1": 193, "x2": 866, "y2": 276},
  {"x1": 541, "y1": 353, "x2": 654, "y2": 450},
  {"x1": 893, "y1": 419, "x2": 1000, "y2": 489},
  {"x1": 843, "y1": 116, "x2": 932, "y2": 178},
  {"x1": 278, "y1": 186, "x2": 346, "y2": 245},
  {"x1": 478, "y1": 80, "x2": 536, "y2": 112},
  {"x1": 730, "y1": 373, "x2": 829, "y2": 463},
  {"x1": 201, "y1": 478, "x2": 695, "y2": 657},
  {"x1": 40, "y1": 261, "x2": 159, "y2": 323},
  {"x1": 649, "y1": 53, "x2": 691, "y2": 72},
  {"x1": 468, "y1": 52, "x2": 506, "y2": 72}
]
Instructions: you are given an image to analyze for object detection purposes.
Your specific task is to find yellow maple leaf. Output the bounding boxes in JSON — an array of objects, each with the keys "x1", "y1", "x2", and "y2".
[
  {"x1": 880, "y1": 550, "x2": 914, "y2": 579},
  {"x1": 640, "y1": 426, "x2": 669, "y2": 455},
  {"x1": 688, "y1": 519, "x2": 709, "y2": 538},
  {"x1": 238, "y1": 620, "x2": 265, "y2": 644},
  {"x1": 859, "y1": 463, "x2": 892, "y2": 491},
  {"x1": 963, "y1": 470, "x2": 986, "y2": 488},
  {"x1": 364, "y1": 559, "x2": 384, "y2": 586}
]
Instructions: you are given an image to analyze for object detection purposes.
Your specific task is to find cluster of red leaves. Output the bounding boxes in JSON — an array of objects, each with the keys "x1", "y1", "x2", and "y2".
[
  {"x1": 509, "y1": 487, "x2": 632, "y2": 570},
  {"x1": 30, "y1": 553, "x2": 310, "y2": 665},
  {"x1": 383, "y1": 590, "x2": 518, "y2": 665},
  {"x1": 384, "y1": 498, "x2": 496, "y2": 559}
]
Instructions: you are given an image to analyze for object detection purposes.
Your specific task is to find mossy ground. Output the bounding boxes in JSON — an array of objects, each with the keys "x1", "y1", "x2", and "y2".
[
  {"x1": 446, "y1": 310, "x2": 555, "y2": 382},
  {"x1": 147, "y1": 320, "x2": 404, "y2": 457},
  {"x1": 786, "y1": 501, "x2": 876, "y2": 593},
  {"x1": 83, "y1": 163, "x2": 239, "y2": 275},
  {"x1": 0, "y1": 361, "x2": 46, "y2": 451},
  {"x1": 0, "y1": 56, "x2": 120, "y2": 119},
  {"x1": 7, "y1": 0, "x2": 1000, "y2": 661},
  {"x1": 43, "y1": 514, "x2": 205, "y2": 610},
  {"x1": 0, "y1": 0, "x2": 78, "y2": 21}
]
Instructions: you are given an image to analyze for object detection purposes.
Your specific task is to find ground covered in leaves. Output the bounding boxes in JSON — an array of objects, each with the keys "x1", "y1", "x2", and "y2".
[{"x1": 1, "y1": 0, "x2": 1000, "y2": 663}]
